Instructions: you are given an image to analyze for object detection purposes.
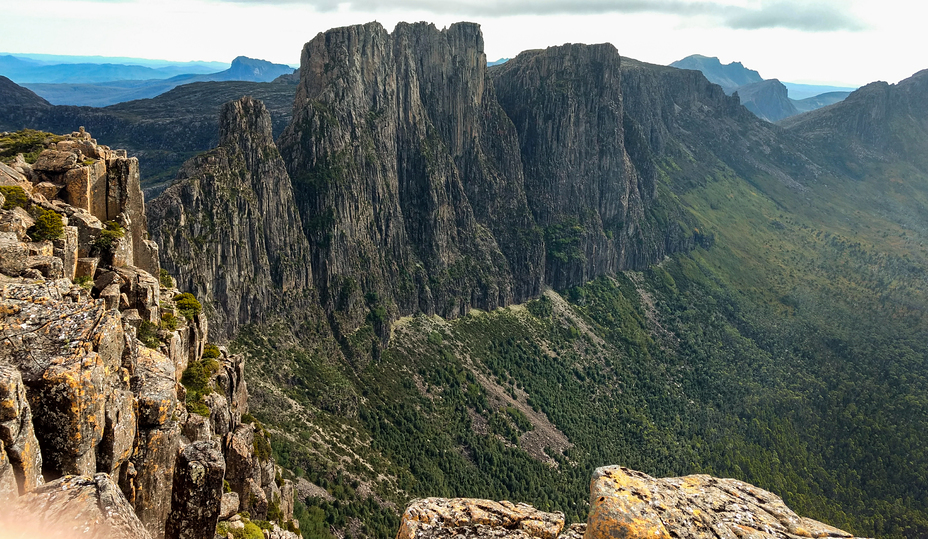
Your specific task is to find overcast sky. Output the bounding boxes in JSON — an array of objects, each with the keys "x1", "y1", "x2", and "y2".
[{"x1": 2, "y1": 0, "x2": 924, "y2": 86}]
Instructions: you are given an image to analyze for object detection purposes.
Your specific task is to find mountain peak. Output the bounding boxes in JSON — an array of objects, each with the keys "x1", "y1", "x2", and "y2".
[{"x1": 670, "y1": 54, "x2": 763, "y2": 94}]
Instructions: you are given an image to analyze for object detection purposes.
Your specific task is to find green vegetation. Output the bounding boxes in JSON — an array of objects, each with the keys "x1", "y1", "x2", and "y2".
[
  {"x1": 544, "y1": 218, "x2": 585, "y2": 263},
  {"x1": 74, "y1": 275, "x2": 93, "y2": 289},
  {"x1": 138, "y1": 321, "x2": 160, "y2": 349},
  {"x1": 0, "y1": 129, "x2": 60, "y2": 164},
  {"x1": 159, "y1": 268, "x2": 174, "y2": 289},
  {"x1": 181, "y1": 356, "x2": 221, "y2": 416},
  {"x1": 174, "y1": 293, "x2": 202, "y2": 320},
  {"x1": 28, "y1": 208, "x2": 63, "y2": 241},
  {"x1": 0, "y1": 186, "x2": 28, "y2": 210},
  {"x1": 92, "y1": 220, "x2": 125, "y2": 252}
]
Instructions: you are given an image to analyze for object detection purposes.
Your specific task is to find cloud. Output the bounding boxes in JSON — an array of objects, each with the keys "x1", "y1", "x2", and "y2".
[{"x1": 217, "y1": 0, "x2": 865, "y2": 32}]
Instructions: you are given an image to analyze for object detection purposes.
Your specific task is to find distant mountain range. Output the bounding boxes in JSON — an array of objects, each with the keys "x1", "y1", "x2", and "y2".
[
  {"x1": 0, "y1": 54, "x2": 295, "y2": 107},
  {"x1": 670, "y1": 54, "x2": 856, "y2": 122}
]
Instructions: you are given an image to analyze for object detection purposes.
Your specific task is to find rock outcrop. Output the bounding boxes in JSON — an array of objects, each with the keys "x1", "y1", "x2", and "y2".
[
  {"x1": 585, "y1": 466, "x2": 865, "y2": 539},
  {"x1": 395, "y1": 468, "x2": 865, "y2": 539},
  {"x1": 0, "y1": 473, "x2": 153, "y2": 539},
  {"x1": 397, "y1": 498, "x2": 565, "y2": 539},
  {"x1": 0, "y1": 130, "x2": 295, "y2": 538},
  {"x1": 148, "y1": 97, "x2": 314, "y2": 342}
]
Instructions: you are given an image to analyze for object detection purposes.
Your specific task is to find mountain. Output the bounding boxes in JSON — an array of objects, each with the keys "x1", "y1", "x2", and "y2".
[
  {"x1": 671, "y1": 54, "x2": 857, "y2": 121},
  {"x1": 792, "y1": 91, "x2": 851, "y2": 113},
  {"x1": 781, "y1": 69, "x2": 928, "y2": 174},
  {"x1": 10, "y1": 56, "x2": 295, "y2": 107},
  {"x1": 0, "y1": 76, "x2": 298, "y2": 192},
  {"x1": 149, "y1": 97, "x2": 315, "y2": 342},
  {"x1": 734, "y1": 79, "x2": 800, "y2": 122},
  {"x1": 0, "y1": 54, "x2": 219, "y2": 83},
  {"x1": 670, "y1": 54, "x2": 763, "y2": 94},
  {"x1": 6, "y1": 20, "x2": 928, "y2": 539}
]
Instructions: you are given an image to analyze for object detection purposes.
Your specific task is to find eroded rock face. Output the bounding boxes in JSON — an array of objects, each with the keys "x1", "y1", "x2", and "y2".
[
  {"x1": 0, "y1": 473, "x2": 153, "y2": 539},
  {"x1": 396, "y1": 498, "x2": 565, "y2": 539},
  {"x1": 148, "y1": 97, "x2": 314, "y2": 343},
  {"x1": 164, "y1": 440, "x2": 226, "y2": 539},
  {"x1": 585, "y1": 466, "x2": 864, "y2": 539}
]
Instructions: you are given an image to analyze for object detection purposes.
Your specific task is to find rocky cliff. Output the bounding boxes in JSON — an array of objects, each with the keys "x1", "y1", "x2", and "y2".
[
  {"x1": 0, "y1": 129, "x2": 298, "y2": 539},
  {"x1": 734, "y1": 79, "x2": 800, "y2": 122},
  {"x1": 277, "y1": 21, "x2": 539, "y2": 338},
  {"x1": 491, "y1": 43, "x2": 696, "y2": 288},
  {"x1": 781, "y1": 68, "x2": 928, "y2": 174},
  {"x1": 148, "y1": 97, "x2": 314, "y2": 342}
]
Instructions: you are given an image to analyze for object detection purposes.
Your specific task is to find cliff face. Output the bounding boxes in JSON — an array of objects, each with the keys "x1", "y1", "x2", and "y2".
[
  {"x1": 278, "y1": 22, "x2": 537, "y2": 336},
  {"x1": 149, "y1": 97, "x2": 314, "y2": 342},
  {"x1": 272, "y1": 22, "x2": 699, "y2": 334},
  {"x1": 782, "y1": 69, "x2": 928, "y2": 174},
  {"x1": 0, "y1": 130, "x2": 297, "y2": 539},
  {"x1": 493, "y1": 44, "x2": 674, "y2": 288}
]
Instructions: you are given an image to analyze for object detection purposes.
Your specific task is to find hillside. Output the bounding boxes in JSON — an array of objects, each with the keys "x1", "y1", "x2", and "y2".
[{"x1": 140, "y1": 22, "x2": 928, "y2": 539}]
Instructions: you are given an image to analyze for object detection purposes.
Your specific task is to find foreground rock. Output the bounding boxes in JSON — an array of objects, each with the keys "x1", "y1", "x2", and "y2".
[
  {"x1": 397, "y1": 498, "x2": 565, "y2": 539},
  {"x1": 0, "y1": 473, "x2": 152, "y2": 539},
  {"x1": 585, "y1": 466, "x2": 865, "y2": 539}
]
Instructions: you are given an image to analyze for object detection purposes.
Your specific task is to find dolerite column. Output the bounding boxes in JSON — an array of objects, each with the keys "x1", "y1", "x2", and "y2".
[{"x1": 164, "y1": 441, "x2": 226, "y2": 539}]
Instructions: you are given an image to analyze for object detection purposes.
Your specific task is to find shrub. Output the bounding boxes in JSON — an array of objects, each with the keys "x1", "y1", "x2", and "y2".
[
  {"x1": 0, "y1": 186, "x2": 28, "y2": 210},
  {"x1": 181, "y1": 357, "x2": 220, "y2": 416},
  {"x1": 93, "y1": 221, "x2": 124, "y2": 252},
  {"x1": 138, "y1": 321, "x2": 160, "y2": 349},
  {"x1": 74, "y1": 275, "x2": 93, "y2": 289},
  {"x1": 173, "y1": 292, "x2": 201, "y2": 320},
  {"x1": 29, "y1": 208, "x2": 63, "y2": 241},
  {"x1": 159, "y1": 268, "x2": 174, "y2": 288},
  {"x1": 202, "y1": 343, "x2": 221, "y2": 360},
  {"x1": 160, "y1": 311, "x2": 178, "y2": 331}
]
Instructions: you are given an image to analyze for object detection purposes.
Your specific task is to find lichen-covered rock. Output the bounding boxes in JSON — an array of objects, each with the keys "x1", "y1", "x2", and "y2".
[
  {"x1": 396, "y1": 498, "x2": 564, "y2": 539},
  {"x1": 135, "y1": 347, "x2": 179, "y2": 428},
  {"x1": 220, "y1": 491, "x2": 240, "y2": 520},
  {"x1": 0, "y1": 232, "x2": 28, "y2": 276},
  {"x1": 0, "y1": 280, "x2": 127, "y2": 477},
  {"x1": 96, "y1": 388, "x2": 137, "y2": 477},
  {"x1": 585, "y1": 466, "x2": 864, "y2": 539},
  {"x1": 128, "y1": 423, "x2": 181, "y2": 539},
  {"x1": 0, "y1": 473, "x2": 153, "y2": 539},
  {"x1": 0, "y1": 363, "x2": 43, "y2": 493},
  {"x1": 164, "y1": 440, "x2": 225, "y2": 539},
  {"x1": 0, "y1": 439, "x2": 17, "y2": 501}
]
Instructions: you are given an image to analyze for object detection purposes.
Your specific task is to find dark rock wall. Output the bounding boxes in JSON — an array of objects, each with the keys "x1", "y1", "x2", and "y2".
[{"x1": 149, "y1": 97, "x2": 314, "y2": 342}]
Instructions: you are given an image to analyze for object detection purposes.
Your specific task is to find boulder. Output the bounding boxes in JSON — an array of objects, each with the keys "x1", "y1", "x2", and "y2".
[
  {"x1": 0, "y1": 207, "x2": 34, "y2": 240},
  {"x1": 241, "y1": 476, "x2": 268, "y2": 520},
  {"x1": 220, "y1": 491, "x2": 240, "y2": 520},
  {"x1": 396, "y1": 498, "x2": 565, "y2": 539},
  {"x1": 585, "y1": 466, "x2": 864, "y2": 539},
  {"x1": 26, "y1": 254, "x2": 63, "y2": 279},
  {"x1": 164, "y1": 440, "x2": 226, "y2": 539},
  {"x1": 0, "y1": 473, "x2": 153, "y2": 539},
  {"x1": 224, "y1": 423, "x2": 256, "y2": 493},
  {"x1": 0, "y1": 232, "x2": 28, "y2": 276},
  {"x1": 135, "y1": 347, "x2": 179, "y2": 428},
  {"x1": 182, "y1": 413, "x2": 213, "y2": 443}
]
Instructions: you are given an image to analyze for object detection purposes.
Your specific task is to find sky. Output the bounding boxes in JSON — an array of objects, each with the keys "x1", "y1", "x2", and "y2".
[{"x1": 1, "y1": 0, "x2": 925, "y2": 87}]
